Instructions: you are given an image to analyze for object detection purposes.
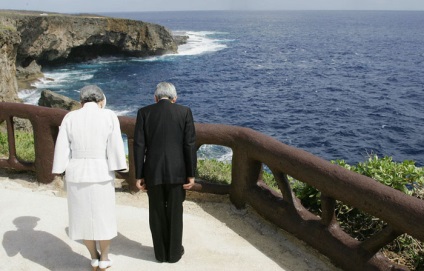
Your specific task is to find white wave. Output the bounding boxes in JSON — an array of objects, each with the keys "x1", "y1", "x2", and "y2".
[
  {"x1": 22, "y1": 70, "x2": 91, "y2": 104},
  {"x1": 217, "y1": 150, "x2": 233, "y2": 162},
  {"x1": 114, "y1": 109, "x2": 133, "y2": 116},
  {"x1": 132, "y1": 31, "x2": 229, "y2": 62},
  {"x1": 132, "y1": 55, "x2": 168, "y2": 62},
  {"x1": 175, "y1": 31, "x2": 228, "y2": 56},
  {"x1": 18, "y1": 88, "x2": 72, "y2": 105},
  {"x1": 79, "y1": 74, "x2": 94, "y2": 81},
  {"x1": 198, "y1": 144, "x2": 233, "y2": 162},
  {"x1": 18, "y1": 89, "x2": 42, "y2": 105},
  {"x1": 119, "y1": 31, "x2": 229, "y2": 63},
  {"x1": 90, "y1": 57, "x2": 128, "y2": 65},
  {"x1": 33, "y1": 70, "x2": 94, "y2": 89}
]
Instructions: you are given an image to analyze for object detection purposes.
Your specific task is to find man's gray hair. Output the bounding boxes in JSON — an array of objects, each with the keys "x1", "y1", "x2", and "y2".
[
  {"x1": 154, "y1": 82, "x2": 177, "y2": 100},
  {"x1": 79, "y1": 85, "x2": 105, "y2": 103}
]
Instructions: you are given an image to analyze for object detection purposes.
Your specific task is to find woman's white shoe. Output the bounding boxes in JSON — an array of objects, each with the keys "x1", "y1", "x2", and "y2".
[
  {"x1": 99, "y1": 259, "x2": 113, "y2": 270},
  {"x1": 90, "y1": 259, "x2": 99, "y2": 271}
]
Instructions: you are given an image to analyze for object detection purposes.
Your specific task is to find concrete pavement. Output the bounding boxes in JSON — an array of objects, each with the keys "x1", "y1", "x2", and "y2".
[{"x1": 0, "y1": 174, "x2": 340, "y2": 271}]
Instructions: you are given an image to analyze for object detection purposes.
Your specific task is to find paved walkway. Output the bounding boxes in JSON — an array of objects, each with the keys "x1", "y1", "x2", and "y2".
[{"x1": 0, "y1": 173, "x2": 340, "y2": 271}]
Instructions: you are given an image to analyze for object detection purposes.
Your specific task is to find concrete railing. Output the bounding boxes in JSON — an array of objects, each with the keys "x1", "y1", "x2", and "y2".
[{"x1": 1, "y1": 102, "x2": 423, "y2": 271}]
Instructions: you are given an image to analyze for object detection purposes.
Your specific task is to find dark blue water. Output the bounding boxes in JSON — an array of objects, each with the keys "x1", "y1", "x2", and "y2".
[{"x1": 21, "y1": 11, "x2": 424, "y2": 166}]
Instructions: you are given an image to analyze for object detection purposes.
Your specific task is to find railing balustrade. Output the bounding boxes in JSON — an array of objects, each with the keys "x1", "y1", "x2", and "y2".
[{"x1": 1, "y1": 102, "x2": 423, "y2": 271}]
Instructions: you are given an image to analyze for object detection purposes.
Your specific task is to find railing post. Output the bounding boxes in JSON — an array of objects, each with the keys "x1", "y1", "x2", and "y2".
[
  {"x1": 6, "y1": 117, "x2": 17, "y2": 159},
  {"x1": 126, "y1": 137, "x2": 137, "y2": 190},
  {"x1": 230, "y1": 147, "x2": 261, "y2": 209},
  {"x1": 31, "y1": 118, "x2": 58, "y2": 184},
  {"x1": 116, "y1": 116, "x2": 137, "y2": 191}
]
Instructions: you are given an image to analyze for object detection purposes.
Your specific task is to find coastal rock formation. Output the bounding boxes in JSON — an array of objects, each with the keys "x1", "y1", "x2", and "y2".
[
  {"x1": 38, "y1": 90, "x2": 81, "y2": 111},
  {"x1": 0, "y1": 26, "x2": 21, "y2": 102},
  {"x1": 173, "y1": 35, "x2": 189, "y2": 46},
  {"x1": 0, "y1": 11, "x2": 178, "y2": 67},
  {"x1": 0, "y1": 10, "x2": 180, "y2": 101},
  {"x1": 16, "y1": 60, "x2": 44, "y2": 89}
]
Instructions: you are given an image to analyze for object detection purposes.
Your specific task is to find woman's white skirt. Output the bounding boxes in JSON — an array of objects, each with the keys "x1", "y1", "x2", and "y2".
[{"x1": 66, "y1": 180, "x2": 117, "y2": 240}]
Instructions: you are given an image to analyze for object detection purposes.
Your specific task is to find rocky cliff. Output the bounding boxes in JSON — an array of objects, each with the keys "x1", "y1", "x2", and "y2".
[
  {"x1": 0, "y1": 25, "x2": 21, "y2": 102},
  {"x1": 0, "y1": 10, "x2": 179, "y2": 101}
]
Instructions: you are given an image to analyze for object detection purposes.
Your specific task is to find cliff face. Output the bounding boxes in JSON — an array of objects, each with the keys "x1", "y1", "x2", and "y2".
[
  {"x1": 0, "y1": 11, "x2": 179, "y2": 102},
  {"x1": 0, "y1": 12, "x2": 178, "y2": 67},
  {"x1": 0, "y1": 26, "x2": 21, "y2": 102}
]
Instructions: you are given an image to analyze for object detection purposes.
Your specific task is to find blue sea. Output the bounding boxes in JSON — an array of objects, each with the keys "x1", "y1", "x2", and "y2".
[{"x1": 19, "y1": 11, "x2": 424, "y2": 166}]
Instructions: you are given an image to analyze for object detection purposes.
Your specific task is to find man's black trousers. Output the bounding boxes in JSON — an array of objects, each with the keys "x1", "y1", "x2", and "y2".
[{"x1": 147, "y1": 184, "x2": 185, "y2": 263}]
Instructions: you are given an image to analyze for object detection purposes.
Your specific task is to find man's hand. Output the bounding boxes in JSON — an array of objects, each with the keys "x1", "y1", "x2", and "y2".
[
  {"x1": 136, "y1": 179, "x2": 147, "y2": 192},
  {"x1": 183, "y1": 177, "x2": 195, "y2": 190}
]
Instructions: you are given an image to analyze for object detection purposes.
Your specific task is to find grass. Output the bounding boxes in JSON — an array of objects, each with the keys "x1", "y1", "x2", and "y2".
[
  {"x1": 0, "y1": 130, "x2": 35, "y2": 162},
  {"x1": 196, "y1": 159, "x2": 231, "y2": 184},
  {"x1": 196, "y1": 159, "x2": 277, "y2": 189}
]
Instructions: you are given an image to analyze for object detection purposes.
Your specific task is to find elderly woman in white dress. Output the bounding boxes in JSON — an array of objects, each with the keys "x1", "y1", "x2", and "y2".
[{"x1": 52, "y1": 85, "x2": 127, "y2": 271}]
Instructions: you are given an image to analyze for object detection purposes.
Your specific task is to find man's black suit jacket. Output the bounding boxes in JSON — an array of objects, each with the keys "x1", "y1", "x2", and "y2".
[{"x1": 134, "y1": 99, "x2": 197, "y2": 187}]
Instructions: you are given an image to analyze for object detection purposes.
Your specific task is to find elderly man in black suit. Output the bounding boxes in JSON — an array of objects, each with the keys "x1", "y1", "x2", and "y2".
[{"x1": 134, "y1": 82, "x2": 197, "y2": 263}]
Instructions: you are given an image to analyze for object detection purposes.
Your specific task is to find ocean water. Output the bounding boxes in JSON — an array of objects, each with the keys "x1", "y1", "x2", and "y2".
[{"x1": 20, "y1": 11, "x2": 424, "y2": 166}]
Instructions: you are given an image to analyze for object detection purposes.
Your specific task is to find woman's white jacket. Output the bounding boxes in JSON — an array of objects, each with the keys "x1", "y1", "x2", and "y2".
[{"x1": 52, "y1": 102, "x2": 127, "y2": 183}]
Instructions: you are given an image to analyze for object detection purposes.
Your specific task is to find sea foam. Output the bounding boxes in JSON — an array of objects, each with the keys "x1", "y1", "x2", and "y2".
[{"x1": 176, "y1": 31, "x2": 228, "y2": 56}]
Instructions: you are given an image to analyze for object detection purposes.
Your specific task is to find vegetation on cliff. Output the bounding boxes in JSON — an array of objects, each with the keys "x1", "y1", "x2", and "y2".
[{"x1": 0, "y1": 129, "x2": 34, "y2": 161}]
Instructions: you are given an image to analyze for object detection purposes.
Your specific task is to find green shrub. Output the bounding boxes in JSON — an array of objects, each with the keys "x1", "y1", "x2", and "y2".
[
  {"x1": 0, "y1": 132, "x2": 8, "y2": 157},
  {"x1": 301, "y1": 155, "x2": 423, "y2": 270},
  {"x1": 261, "y1": 169, "x2": 278, "y2": 190},
  {"x1": 351, "y1": 155, "x2": 423, "y2": 196},
  {"x1": 291, "y1": 179, "x2": 322, "y2": 213},
  {"x1": 15, "y1": 131, "x2": 35, "y2": 162},
  {"x1": 196, "y1": 159, "x2": 232, "y2": 184},
  {"x1": 196, "y1": 160, "x2": 278, "y2": 190},
  {"x1": 0, "y1": 131, "x2": 35, "y2": 161}
]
